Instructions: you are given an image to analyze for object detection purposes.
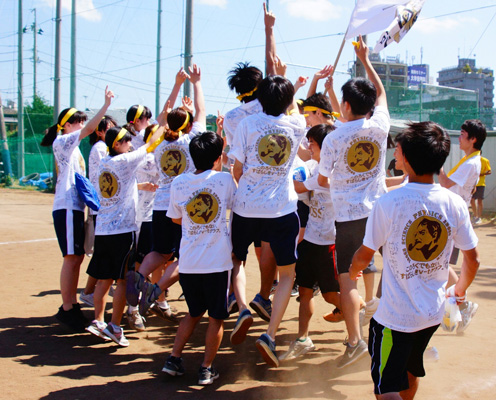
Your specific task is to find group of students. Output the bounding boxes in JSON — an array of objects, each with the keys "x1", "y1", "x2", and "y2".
[{"x1": 42, "y1": 4, "x2": 485, "y2": 397}]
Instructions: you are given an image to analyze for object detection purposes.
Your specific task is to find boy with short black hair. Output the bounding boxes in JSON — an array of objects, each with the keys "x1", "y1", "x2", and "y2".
[
  {"x1": 162, "y1": 131, "x2": 236, "y2": 385},
  {"x1": 350, "y1": 121, "x2": 479, "y2": 400}
]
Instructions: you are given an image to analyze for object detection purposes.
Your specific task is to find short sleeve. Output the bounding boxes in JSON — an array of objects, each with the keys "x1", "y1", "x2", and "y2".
[
  {"x1": 362, "y1": 199, "x2": 391, "y2": 251},
  {"x1": 318, "y1": 135, "x2": 335, "y2": 178},
  {"x1": 452, "y1": 197, "x2": 478, "y2": 251},
  {"x1": 228, "y1": 119, "x2": 247, "y2": 164},
  {"x1": 166, "y1": 181, "x2": 182, "y2": 219},
  {"x1": 449, "y1": 162, "x2": 474, "y2": 188}
]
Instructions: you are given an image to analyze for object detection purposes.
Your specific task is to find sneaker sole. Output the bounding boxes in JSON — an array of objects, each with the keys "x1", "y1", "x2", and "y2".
[
  {"x1": 86, "y1": 325, "x2": 111, "y2": 341},
  {"x1": 323, "y1": 314, "x2": 344, "y2": 323},
  {"x1": 256, "y1": 339, "x2": 279, "y2": 368},
  {"x1": 249, "y1": 301, "x2": 271, "y2": 322},
  {"x1": 230, "y1": 314, "x2": 253, "y2": 345},
  {"x1": 336, "y1": 345, "x2": 368, "y2": 369},
  {"x1": 198, "y1": 372, "x2": 219, "y2": 385},
  {"x1": 150, "y1": 307, "x2": 179, "y2": 323},
  {"x1": 280, "y1": 344, "x2": 316, "y2": 361},
  {"x1": 162, "y1": 366, "x2": 184, "y2": 376},
  {"x1": 103, "y1": 329, "x2": 129, "y2": 347},
  {"x1": 228, "y1": 302, "x2": 239, "y2": 315},
  {"x1": 55, "y1": 311, "x2": 86, "y2": 333},
  {"x1": 79, "y1": 297, "x2": 94, "y2": 307}
]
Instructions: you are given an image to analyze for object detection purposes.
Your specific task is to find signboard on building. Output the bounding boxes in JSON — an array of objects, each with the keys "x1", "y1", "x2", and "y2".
[{"x1": 408, "y1": 65, "x2": 428, "y2": 86}]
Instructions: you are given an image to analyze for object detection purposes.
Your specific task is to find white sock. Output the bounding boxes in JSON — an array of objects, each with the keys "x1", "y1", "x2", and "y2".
[
  {"x1": 157, "y1": 300, "x2": 169, "y2": 309},
  {"x1": 128, "y1": 305, "x2": 138, "y2": 313}
]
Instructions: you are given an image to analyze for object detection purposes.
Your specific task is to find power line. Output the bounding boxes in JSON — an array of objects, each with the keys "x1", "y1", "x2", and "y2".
[{"x1": 467, "y1": 10, "x2": 496, "y2": 58}]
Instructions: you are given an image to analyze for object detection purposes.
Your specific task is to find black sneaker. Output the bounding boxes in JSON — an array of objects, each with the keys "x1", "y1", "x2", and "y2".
[
  {"x1": 162, "y1": 356, "x2": 185, "y2": 376},
  {"x1": 198, "y1": 366, "x2": 219, "y2": 385},
  {"x1": 72, "y1": 303, "x2": 89, "y2": 324},
  {"x1": 55, "y1": 305, "x2": 86, "y2": 332}
]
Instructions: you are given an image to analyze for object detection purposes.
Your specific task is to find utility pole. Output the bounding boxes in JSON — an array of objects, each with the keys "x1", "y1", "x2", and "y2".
[
  {"x1": 18, "y1": 0, "x2": 25, "y2": 178},
  {"x1": 54, "y1": 0, "x2": 62, "y2": 122},
  {"x1": 0, "y1": 92, "x2": 13, "y2": 181},
  {"x1": 155, "y1": 0, "x2": 162, "y2": 118},
  {"x1": 32, "y1": 8, "x2": 39, "y2": 99},
  {"x1": 70, "y1": 0, "x2": 76, "y2": 107},
  {"x1": 183, "y1": 0, "x2": 193, "y2": 97}
]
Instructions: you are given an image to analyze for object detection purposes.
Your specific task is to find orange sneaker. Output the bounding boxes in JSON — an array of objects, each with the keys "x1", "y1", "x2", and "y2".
[{"x1": 323, "y1": 307, "x2": 344, "y2": 323}]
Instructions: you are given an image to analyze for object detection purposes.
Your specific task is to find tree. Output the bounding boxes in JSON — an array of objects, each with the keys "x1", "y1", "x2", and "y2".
[{"x1": 23, "y1": 95, "x2": 53, "y2": 137}]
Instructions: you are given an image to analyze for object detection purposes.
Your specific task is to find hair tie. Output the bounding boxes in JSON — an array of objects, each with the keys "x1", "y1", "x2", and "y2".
[
  {"x1": 112, "y1": 128, "x2": 128, "y2": 149},
  {"x1": 176, "y1": 112, "x2": 191, "y2": 133},
  {"x1": 56, "y1": 108, "x2": 78, "y2": 132},
  {"x1": 236, "y1": 87, "x2": 257, "y2": 101},
  {"x1": 132, "y1": 105, "x2": 144, "y2": 124}
]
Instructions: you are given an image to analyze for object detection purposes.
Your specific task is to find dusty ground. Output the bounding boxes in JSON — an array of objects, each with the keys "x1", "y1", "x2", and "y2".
[{"x1": 1, "y1": 188, "x2": 496, "y2": 400}]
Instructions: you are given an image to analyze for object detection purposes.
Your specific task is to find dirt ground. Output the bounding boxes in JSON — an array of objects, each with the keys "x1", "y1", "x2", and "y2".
[{"x1": 1, "y1": 188, "x2": 496, "y2": 400}]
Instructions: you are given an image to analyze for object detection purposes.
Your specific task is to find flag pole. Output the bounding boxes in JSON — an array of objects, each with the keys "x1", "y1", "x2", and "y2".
[{"x1": 323, "y1": 25, "x2": 349, "y2": 96}]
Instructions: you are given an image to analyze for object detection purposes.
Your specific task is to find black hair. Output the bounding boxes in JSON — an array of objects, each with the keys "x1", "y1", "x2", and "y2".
[
  {"x1": 41, "y1": 108, "x2": 88, "y2": 147},
  {"x1": 302, "y1": 93, "x2": 333, "y2": 117},
  {"x1": 257, "y1": 75, "x2": 295, "y2": 117},
  {"x1": 126, "y1": 105, "x2": 152, "y2": 125},
  {"x1": 165, "y1": 108, "x2": 193, "y2": 141},
  {"x1": 395, "y1": 121, "x2": 450, "y2": 176},
  {"x1": 306, "y1": 123, "x2": 335, "y2": 149},
  {"x1": 341, "y1": 77, "x2": 377, "y2": 116},
  {"x1": 144, "y1": 123, "x2": 158, "y2": 143},
  {"x1": 105, "y1": 126, "x2": 133, "y2": 157},
  {"x1": 189, "y1": 131, "x2": 224, "y2": 171},
  {"x1": 227, "y1": 62, "x2": 263, "y2": 103},
  {"x1": 89, "y1": 115, "x2": 117, "y2": 145},
  {"x1": 461, "y1": 119, "x2": 487, "y2": 150}
]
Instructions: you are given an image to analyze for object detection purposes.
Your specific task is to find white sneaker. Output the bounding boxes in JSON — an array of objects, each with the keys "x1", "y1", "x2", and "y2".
[
  {"x1": 424, "y1": 346, "x2": 439, "y2": 362},
  {"x1": 127, "y1": 309, "x2": 146, "y2": 331},
  {"x1": 279, "y1": 337, "x2": 315, "y2": 361},
  {"x1": 361, "y1": 297, "x2": 380, "y2": 326},
  {"x1": 457, "y1": 301, "x2": 479, "y2": 333},
  {"x1": 86, "y1": 320, "x2": 110, "y2": 341},
  {"x1": 103, "y1": 323, "x2": 129, "y2": 347},
  {"x1": 79, "y1": 291, "x2": 94, "y2": 307},
  {"x1": 474, "y1": 218, "x2": 482, "y2": 225}
]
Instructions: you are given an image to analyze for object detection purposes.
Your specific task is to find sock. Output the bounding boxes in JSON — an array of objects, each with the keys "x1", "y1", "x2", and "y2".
[
  {"x1": 157, "y1": 300, "x2": 169, "y2": 309},
  {"x1": 128, "y1": 305, "x2": 138, "y2": 313},
  {"x1": 297, "y1": 337, "x2": 307, "y2": 342}
]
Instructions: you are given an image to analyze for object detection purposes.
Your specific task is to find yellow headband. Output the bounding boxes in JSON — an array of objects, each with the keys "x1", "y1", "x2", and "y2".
[
  {"x1": 132, "y1": 105, "x2": 144, "y2": 124},
  {"x1": 112, "y1": 128, "x2": 128, "y2": 149},
  {"x1": 236, "y1": 87, "x2": 257, "y2": 101},
  {"x1": 146, "y1": 125, "x2": 159, "y2": 144},
  {"x1": 296, "y1": 99, "x2": 304, "y2": 106},
  {"x1": 56, "y1": 108, "x2": 78, "y2": 132},
  {"x1": 176, "y1": 112, "x2": 191, "y2": 134},
  {"x1": 303, "y1": 106, "x2": 340, "y2": 119}
]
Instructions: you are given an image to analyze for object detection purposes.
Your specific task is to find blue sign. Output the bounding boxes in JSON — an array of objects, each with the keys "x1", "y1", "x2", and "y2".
[{"x1": 408, "y1": 65, "x2": 427, "y2": 86}]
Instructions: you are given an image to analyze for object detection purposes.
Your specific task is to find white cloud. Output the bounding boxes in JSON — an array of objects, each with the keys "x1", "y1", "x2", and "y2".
[
  {"x1": 38, "y1": 0, "x2": 102, "y2": 22},
  {"x1": 197, "y1": 0, "x2": 228, "y2": 9},
  {"x1": 280, "y1": 0, "x2": 342, "y2": 22},
  {"x1": 415, "y1": 17, "x2": 461, "y2": 34}
]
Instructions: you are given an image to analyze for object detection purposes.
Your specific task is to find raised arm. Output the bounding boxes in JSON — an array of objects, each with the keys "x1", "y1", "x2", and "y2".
[
  {"x1": 188, "y1": 64, "x2": 206, "y2": 127},
  {"x1": 324, "y1": 72, "x2": 345, "y2": 122},
  {"x1": 156, "y1": 67, "x2": 190, "y2": 126},
  {"x1": 307, "y1": 65, "x2": 333, "y2": 98},
  {"x1": 80, "y1": 86, "x2": 114, "y2": 139},
  {"x1": 355, "y1": 35, "x2": 387, "y2": 108},
  {"x1": 264, "y1": 2, "x2": 277, "y2": 76}
]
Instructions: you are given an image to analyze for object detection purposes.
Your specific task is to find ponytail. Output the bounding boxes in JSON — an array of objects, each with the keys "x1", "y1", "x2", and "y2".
[
  {"x1": 41, "y1": 107, "x2": 88, "y2": 147},
  {"x1": 165, "y1": 108, "x2": 193, "y2": 141}
]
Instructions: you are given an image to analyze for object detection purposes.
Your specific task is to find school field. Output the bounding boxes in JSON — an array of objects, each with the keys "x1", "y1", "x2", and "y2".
[{"x1": 1, "y1": 188, "x2": 496, "y2": 400}]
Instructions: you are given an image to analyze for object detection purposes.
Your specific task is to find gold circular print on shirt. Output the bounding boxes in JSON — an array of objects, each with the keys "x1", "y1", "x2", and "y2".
[
  {"x1": 186, "y1": 192, "x2": 219, "y2": 225},
  {"x1": 161, "y1": 149, "x2": 186, "y2": 177},
  {"x1": 406, "y1": 216, "x2": 448, "y2": 262},
  {"x1": 99, "y1": 171, "x2": 119, "y2": 199},
  {"x1": 347, "y1": 141, "x2": 379, "y2": 172},
  {"x1": 258, "y1": 134, "x2": 290, "y2": 166}
]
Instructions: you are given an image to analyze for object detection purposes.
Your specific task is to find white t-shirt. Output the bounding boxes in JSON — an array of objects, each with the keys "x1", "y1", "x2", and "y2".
[
  {"x1": 167, "y1": 170, "x2": 236, "y2": 274},
  {"x1": 293, "y1": 155, "x2": 310, "y2": 205},
  {"x1": 131, "y1": 128, "x2": 145, "y2": 150},
  {"x1": 319, "y1": 105, "x2": 390, "y2": 222},
  {"x1": 88, "y1": 140, "x2": 107, "y2": 216},
  {"x1": 303, "y1": 160, "x2": 336, "y2": 245},
  {"x1": 229, "y1": 112, "x2": 306, "y2": 218},
  {"x1": 224, "y1": 99, "x2": 263, "y2": 148},
  {"x1": 153, "y1": 122, "x2": 205, "y2": 211},
  {"x1": 363, "y1": 182, "x2": 478, "y2": 333},
  {"x1": 95, "y1": 146, "x2": 148, "y2": 235},
  {"x1": 136, "y1": 153, "x2": 159, "y2": 223},
  {"x1": 52, "y1": 130, "x2": 86, "y2": 212},
  {"x1": 448, "y1": 154, "x2": 481, "y2": 205}
]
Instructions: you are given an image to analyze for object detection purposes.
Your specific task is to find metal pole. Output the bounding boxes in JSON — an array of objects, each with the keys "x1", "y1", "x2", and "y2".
[
  {"x1": 0, "y1": 92, "x2": 13, "y2": 179},
  {"x1": 183, "y1": 0, "x2": 193, "y2": 97},
  {"x1": 54, "y1": 0, "x2": 62, "y2": 122},
  {"x1": 18, "y1": 0, "x2": 25, "y2": 178},
  {"x1": 70, "y1": 0, "x2": 76, "y2": 107},
  {"x1": 33, "y1": 8, "x2": 37, "y2": 99},
  {"x1": 155, "y1": 0, "x2": 162, "y2": 118}
]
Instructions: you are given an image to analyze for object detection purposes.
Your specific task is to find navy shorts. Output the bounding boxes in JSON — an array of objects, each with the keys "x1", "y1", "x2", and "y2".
[
  {"x1": 179, "y1": 270, "x2": 231, "y2": 320},
  {"x1": 369, "y1": 318, "x2": 439, "y2": 395},
  {"x1": 335, "y1": 218, "x2": 367, "y2": 274},
  {"x1": 87, "y1": 232, "x2": 136, "y2": 281},
  {"x1": 53, "y1": 209, "x2": 85, "y2": 257},
  {"x1": 297, "y1": 200, "x2": 310, "y2": 228},
  {"x1": 136, "y1": 221, "x2": 153, "y2": 263},
  {"x1": 232, "y1": 212, "x2": 300, "y2": 266},
  {"x1": 295, "y1": 241, "x2": 339, "y2": 293},
  {"x1": 152, "y1": 210, "x2": 181, "y2": 258},
  {"x1": 472, "y1": 186, "x2": 484, "y2": 200}
]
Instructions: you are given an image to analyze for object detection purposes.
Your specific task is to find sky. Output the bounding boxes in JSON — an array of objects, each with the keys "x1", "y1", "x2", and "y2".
[{"x1": 1, "y1": 0, "x2": 496, "y2": 119}]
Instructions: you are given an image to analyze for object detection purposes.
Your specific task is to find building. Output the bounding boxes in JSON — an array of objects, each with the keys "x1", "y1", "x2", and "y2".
[{"x1": 437, "y1": 58, "x2": 494, "y2": 128}]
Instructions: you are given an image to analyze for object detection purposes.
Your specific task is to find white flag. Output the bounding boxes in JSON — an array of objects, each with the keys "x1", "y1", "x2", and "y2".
[{"x1": 345, "y1": 0, "x2": 426, "y2": 40}]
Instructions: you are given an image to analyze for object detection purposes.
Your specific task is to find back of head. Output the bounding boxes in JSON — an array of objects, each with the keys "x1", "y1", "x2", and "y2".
[
  {"x1": 126, "y1": 104, "x2": 152, "y2": 124},
  {"x1": 228, "y1": 62, "x2": 263, "y2": 103},
  {"x1": 41, "y1": 107, "x2": 88, "y2": 147},
  {"x1": 303, "y1": 93, "x2": 333, "y2": 116},
  {"x1": 306, "y1": 123, "x2": 335, "y2": 149},
  {"x1": 395, "y1": 121, "x2": 450, "y2": 176},
  {"x1": 257, "y1": 75, "x2": 295, "y2": 117},
  {"x1": 341, "y1": 77, "x2": 377, "y2": 116},
  {"x1": 189, "y1": 131, "x2": 224, "y2": 171},
  {"x1": 461, "y1": 119, "x2": 486, "y2": 150},
  {"x1": 105, "y1": 126, "x2": 132, "y2": 156},
  {"x1": 89, "y1": 114, "x2": 117, "y2": 145},
  {"x1": 166, "y1": 108, "x2": 193, "y2": 141}
]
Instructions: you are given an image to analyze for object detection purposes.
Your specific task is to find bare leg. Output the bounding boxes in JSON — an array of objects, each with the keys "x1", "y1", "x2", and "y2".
[
  {"x1": 477, "y1": 198, "x2": 483, "y2": 219},
  {"x1": 338, "y1": 272, "x2": 361, "y2": 346},
  {"x1": 322, "y1": 291, "x2": 341, "y2": 309},
  {"x1": 110, "y1": 279, "x2": 127, "y2": 326},
  {"x1": 157, "y1": 261, "x2": 180, "y2": 291},
  {"x1": 297, "y1": 287, "x2": 314, "y2": 338},
  {"x1": 363, "y1": 273, "x2": 375, "y2": 303},
  {"x1": 60, "y1": 254, "x2": 84, "y2": 310},
  {"x1": 138, "y1": 251, "x2": 171, "y2": 278},
  {"x1": 266, "y1": 263, "x2": 295, "y2": 339},
  {"x1": 93, "y1": 279, "x2": 112, "y2": 321},
  {"x1": 203, "y1": 317, "x2": 224, "y2": 368},
  {"x1": 171, "y1": 313, "x2": 203, "y2": 357},
  {"x1": 152, "y1": 263, "x2": 167, "y2": 302},
  {"x1": 83, "y1": 275, "x2": 98, "y2": 295},
  {"x1": 232, "y1": 256, "x2": 248, "y2": 312},
  {"x1": 399, "y1": 372, "x2": 419, "y2": 400},
  {"x1": 260, "y1": 241, "x2": 277, "y2": 299}
]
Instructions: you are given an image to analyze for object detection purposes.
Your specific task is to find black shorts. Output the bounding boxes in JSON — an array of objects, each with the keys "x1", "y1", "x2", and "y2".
[
  {"x1": 232, "y1": 212, "x2": 300, "y2": 266},
  {"x1": 297, "y1": 200, "x2": 310, "y2": 228},
  {"x1": 369, "y1": 318, "x2": 439, "y2": 395},
  {"x1": 179, "y1": 270, "x2": 231, "y2": 320},
  {"x1": 136, "y1": 221, "x2": 153, "y2": 263},
  {"x1": 295, "y1": 241, "x2": 339, "y2": 293},
  {"x1": 87, "y1": 232, "x2": 136, "y2": 281},
  {"x1": 335, "y1": 218, "x2": 367, "y2": 274},
  {"x1": 472, "y1": 186, "x2": 484, "y2": 200},
  {"x1": 53, "y1": 209, "x2": 85, "y2": 257},
  {"x1": 151, "y1": 210, "x2": 181, "y2": 258}
]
